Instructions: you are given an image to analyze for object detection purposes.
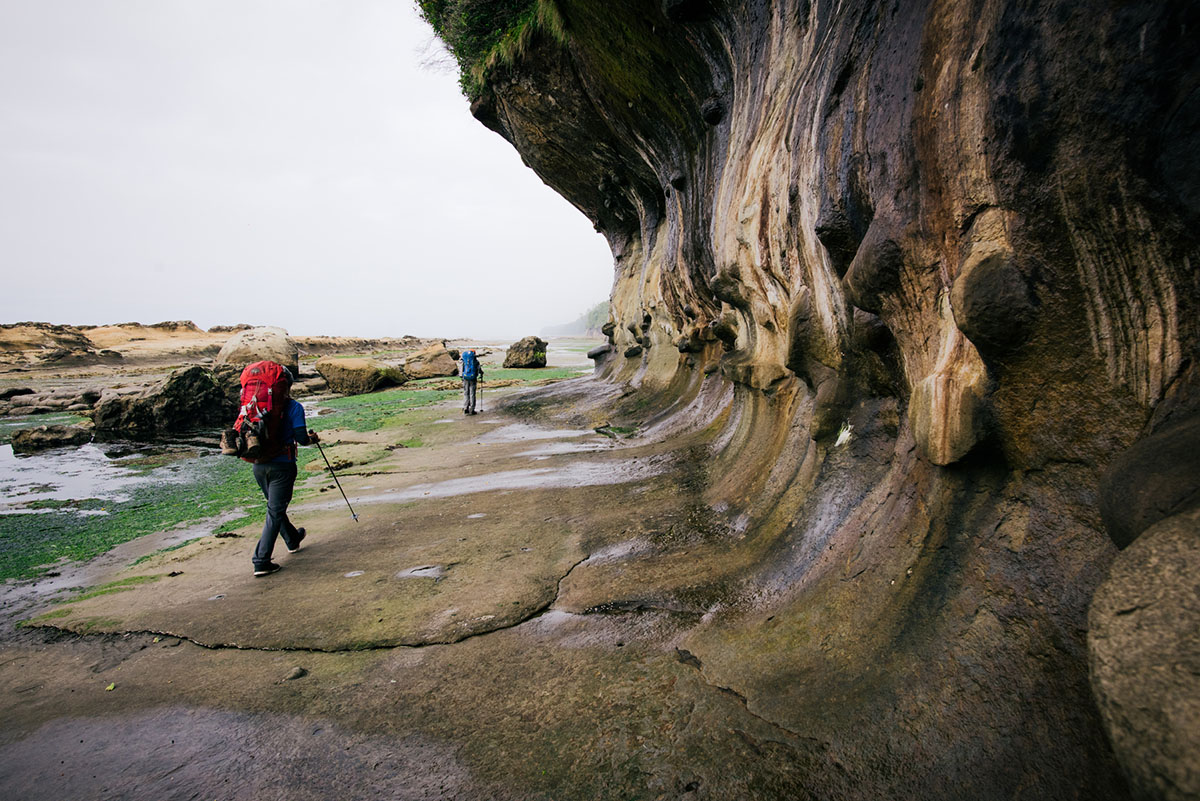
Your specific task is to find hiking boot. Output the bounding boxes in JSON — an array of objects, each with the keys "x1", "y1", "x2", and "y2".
[
  {"x1": 253, "y1": 562, "x2": 282, "y2": 577},
  {"x1": 287, "y1": 528, "x2": 306, "y2": 554},
  {"x1": 219, "y1": 428, "x2": 242, "y2": 456}
]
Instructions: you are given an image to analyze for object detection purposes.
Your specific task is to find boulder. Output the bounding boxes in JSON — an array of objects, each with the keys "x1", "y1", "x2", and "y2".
[
  {"x1": 951, "y1": 249, "x2": 1036, "y2": 359},
  {"x1": 214, "y1": 326, "x2": 298, "y2": 376},
  {"x1": 314, "y1": 358, "x2": 407, "y2": 395},
  {"x1": 92, "y1": 366, "x2": 237, "y2": 437},
  {"x1": 403, "y1": 344, "x2": 458, "y2": 380},
  {"x1": 1089, "y1": 507, "x2": 1200, "y2": 801},
  {"x1": 11, "y1": 424, "x2": 93, "y2": 453},
  {"x1": 1099, "y1": 416, "x2": 1200, "y2": 548},
  {"x1": 293, "y1": 376, "x2": 328, "y2": 396},
  {"x1": 587, "y1": 343, "x2": 612, "y2": 361},
  {"x1": 212, "y1": 365, "x2": 243, "y2": 410},
  {"x1": 503, "y1": 336, "x2": 548, "y2": 368},
  {"x1": 0, "y1": 387, "x2": 34, "y2": 401},
  {"x1": 8, "y1": 393, "x2": 47, "y2": 407}
]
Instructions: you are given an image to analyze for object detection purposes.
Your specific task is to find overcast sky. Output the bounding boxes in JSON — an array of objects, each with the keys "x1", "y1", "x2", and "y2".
[{"x1": 0, "y1": 1, "x2": 614, "y2": 339}]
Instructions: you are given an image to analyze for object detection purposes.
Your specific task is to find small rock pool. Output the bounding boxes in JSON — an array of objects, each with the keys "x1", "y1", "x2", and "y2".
[{"x1": 0, "y1": 418, "x2": 259, "y2": 582}]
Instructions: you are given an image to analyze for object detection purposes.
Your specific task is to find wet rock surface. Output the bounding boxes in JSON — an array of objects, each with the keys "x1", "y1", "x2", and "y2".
[
  {"x1": 0, "y1": 379, "x2": 1114, "y2": 800},
  {"x1": 0, "y1": 707, "x2": 477, "y2": 801},
  {"x1": 10, "y1": 424, "x2": 93, "y2": 453}
]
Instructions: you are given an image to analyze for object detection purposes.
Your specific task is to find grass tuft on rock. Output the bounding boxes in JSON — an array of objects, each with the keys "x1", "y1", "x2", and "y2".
[{"x1": 418, "y1": 0, "x2": 566, "y2": 98}]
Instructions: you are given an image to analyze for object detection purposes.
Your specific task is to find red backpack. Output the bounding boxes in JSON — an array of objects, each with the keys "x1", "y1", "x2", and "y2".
[{"x1": 232, "y1": 360, "x2": 291, "y2": 463}]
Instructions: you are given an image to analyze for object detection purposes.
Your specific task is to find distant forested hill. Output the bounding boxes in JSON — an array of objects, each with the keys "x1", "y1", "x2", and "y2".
[{"x1": 541, "y1": 301, "x2": 608, "y2": 337}]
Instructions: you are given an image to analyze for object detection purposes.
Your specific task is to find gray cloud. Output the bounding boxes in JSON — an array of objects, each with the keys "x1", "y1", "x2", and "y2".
[{"x1": 0, "y1": 0, "x2": 613, "y2": 338}]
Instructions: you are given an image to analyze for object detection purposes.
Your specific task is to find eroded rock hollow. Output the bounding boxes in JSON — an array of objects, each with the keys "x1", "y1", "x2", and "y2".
[{"x1": 438, "y1": 0, "x2": 1199, "y2": 797}]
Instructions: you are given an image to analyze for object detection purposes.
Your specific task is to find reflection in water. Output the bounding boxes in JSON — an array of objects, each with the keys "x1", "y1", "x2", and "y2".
[{"x1": 0, "y1": 442, "x2": 208, "y2": 513}]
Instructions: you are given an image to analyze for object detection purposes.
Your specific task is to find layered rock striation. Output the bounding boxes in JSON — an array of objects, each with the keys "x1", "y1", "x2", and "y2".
[{"x1": 428, "y1": 0, "x2": 1199, "y2": 797}]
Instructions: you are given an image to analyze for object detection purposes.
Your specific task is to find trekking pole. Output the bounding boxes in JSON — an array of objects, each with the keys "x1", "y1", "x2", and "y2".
[
  {"x1": 478, "y1": 377, "x2": 483, "y2": 412},
  {"x1": 315, "y1": 440, "x2": 358, "y2": 522}
]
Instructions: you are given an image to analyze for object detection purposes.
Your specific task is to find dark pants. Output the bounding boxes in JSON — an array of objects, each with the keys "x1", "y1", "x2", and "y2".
[
  {"x1": 252, "y1": 461, "x2": 301, "y2": 567},
  {"x1": 462, "y1": 377, "x2": 477, "y2": 412}
]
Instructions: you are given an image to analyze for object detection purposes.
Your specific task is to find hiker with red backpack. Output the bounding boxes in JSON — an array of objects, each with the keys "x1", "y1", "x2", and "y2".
[{"x1": 220, "y1": 360, "x2": 319, "y2": 577}]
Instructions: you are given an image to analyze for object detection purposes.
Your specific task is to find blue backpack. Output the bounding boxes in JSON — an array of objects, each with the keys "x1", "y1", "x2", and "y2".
[{"x1": 461, "y1": 350, "x2": 479, "y2": 380}]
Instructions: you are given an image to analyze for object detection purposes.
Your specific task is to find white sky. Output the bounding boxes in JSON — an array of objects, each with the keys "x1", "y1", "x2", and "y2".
[{"x1": 0, "y1": 0, "x2": 614, "y2": 339}]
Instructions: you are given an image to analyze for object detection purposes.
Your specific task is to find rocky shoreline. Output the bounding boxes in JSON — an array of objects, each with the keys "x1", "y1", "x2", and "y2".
[
  {"x1": 0, "y1": 320, "x2": 430, "y2": 371},
  {"x1": 0, "y1": 322, "x2": 559, "y2": 453},
  {"x1": 0, "y1": 322, "x2": 451, "y2": 446}
]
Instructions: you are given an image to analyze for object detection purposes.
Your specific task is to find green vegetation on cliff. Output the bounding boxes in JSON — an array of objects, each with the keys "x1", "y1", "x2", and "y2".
[{"x1": 417, "y1": 0, "x2": 565, "y2": 97}]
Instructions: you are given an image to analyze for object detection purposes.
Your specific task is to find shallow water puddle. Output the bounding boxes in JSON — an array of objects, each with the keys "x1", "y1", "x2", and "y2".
[
  {"x1": 0, "y1": 443, "x2": 145, "y2": 512},
  {"x1": 0, "y1": 442, "x2": 211, "y2": 513},
  {"x1": 516, "y1": 440, "x2": 614, "y2": 458},
  {"x1": 579, "y1": 538, "x2": 654, "y2": 566},
  {"x1": 300, "y1": 457, "x2": 664, "y2": 511},
  {"x1": 395, "y1": 565, "x2": 446, "y2": 580},
  {"x1": 473, "y1": 423, "x2": 596, "y2": 444},
  {"x1": 534, "y1": 609, "x2": 586, "y2": 628}
]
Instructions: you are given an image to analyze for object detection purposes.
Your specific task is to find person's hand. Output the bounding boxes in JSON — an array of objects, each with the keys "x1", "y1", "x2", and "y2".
[{"x1": 308, "y1": 429, "x2": 320, "y2": 443}]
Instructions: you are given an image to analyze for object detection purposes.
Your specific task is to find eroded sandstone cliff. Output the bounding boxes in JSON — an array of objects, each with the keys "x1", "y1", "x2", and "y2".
[{"x1": 429, "y1": 1, "x2": 1198, "y2": 797}]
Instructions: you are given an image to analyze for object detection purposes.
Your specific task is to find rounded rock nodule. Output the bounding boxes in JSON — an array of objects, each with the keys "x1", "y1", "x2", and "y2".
[{"x1": 950, "y1": 251, "x2": 1035, "y2": 358}]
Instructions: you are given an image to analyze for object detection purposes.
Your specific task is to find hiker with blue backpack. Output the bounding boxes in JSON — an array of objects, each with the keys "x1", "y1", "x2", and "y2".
[{"x1": 460, "y1": 349, "x2": 484, "y2": 415}]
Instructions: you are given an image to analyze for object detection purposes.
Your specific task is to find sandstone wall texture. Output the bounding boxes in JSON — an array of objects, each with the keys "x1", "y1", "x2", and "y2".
[{"x1": 455, "y1": 1, "x2": 1198, "y2": 797}]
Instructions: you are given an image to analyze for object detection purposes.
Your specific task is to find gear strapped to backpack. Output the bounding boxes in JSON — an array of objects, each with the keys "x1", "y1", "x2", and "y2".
[
  {"x1": 461, "y1": 350, "x2": 479, "y2": 380},
  {"x1": 219, "y1": 360, "x2": 292, "y2": 462}
]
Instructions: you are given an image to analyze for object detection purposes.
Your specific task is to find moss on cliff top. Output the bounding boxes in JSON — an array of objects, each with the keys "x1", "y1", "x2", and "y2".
[{"x1": 418, "y1": 0, "x2": 565, "y2": 98}]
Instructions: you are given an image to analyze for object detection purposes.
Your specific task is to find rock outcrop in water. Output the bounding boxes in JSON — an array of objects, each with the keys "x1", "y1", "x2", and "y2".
[
  {"x1": 314, "y1": 357, "x2": 408, "y2": 395},
  {"x1": 401, "y1": 343, "x2": 459, "y2": 379},
  {"x1": 502, "y1": 335, "x2": 548, "y2": 368},
  {"x1": 92, "y1": 366, "x2": 236, "y2": 438},
  {"x1": 425, "y1": 0, "x2": 1200, "y2": 797},
  {"x1": 10, "y1": 424, "x2": 93, "y2": 453}
]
